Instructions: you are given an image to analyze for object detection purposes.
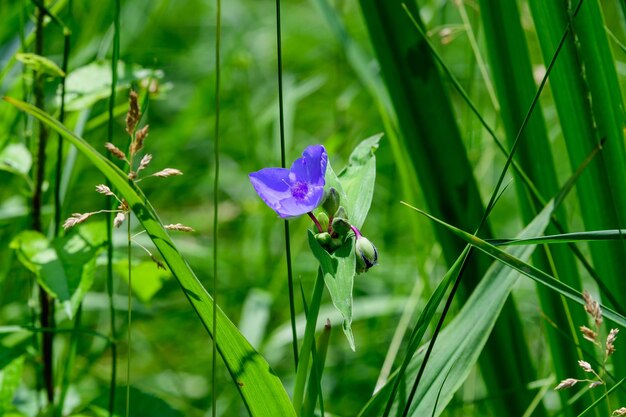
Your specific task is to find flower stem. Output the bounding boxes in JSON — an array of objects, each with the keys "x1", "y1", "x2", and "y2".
[
  {"x1": 350, "y1": 225, "x2": 362, "y2": 238},
  {"x1": 307, "y1": 212, "x2": 324, "y2": 233}
]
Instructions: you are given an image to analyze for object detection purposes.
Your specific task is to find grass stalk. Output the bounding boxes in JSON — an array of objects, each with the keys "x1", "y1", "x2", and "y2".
[
  {"x1": 126, "y1": 217, "x2": 131, "y2": 417},
  {"x1": 212, "y1": 0, "x2": 221, "y2": 415},
  {"x1": 275, "y1": 0, "x2": 300, "y2": 371},
  {"x1": 32, "y1": 3, "x2": 55, "y2": 405},
  {"x1": 106, "y1": 0, "x2": 121, "y2": 415},
  {"x1": 358, "y1": 2, "x2": 540, "y2": 414}
]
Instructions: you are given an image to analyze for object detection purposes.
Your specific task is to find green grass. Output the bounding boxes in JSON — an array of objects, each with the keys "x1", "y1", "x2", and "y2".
[{"x1": 1, "y1": 1, "x2": 626, "y2": 416}]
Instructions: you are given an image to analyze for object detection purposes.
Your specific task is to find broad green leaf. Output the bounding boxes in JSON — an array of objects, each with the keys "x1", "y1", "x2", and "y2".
[
  {"x1": 16, "y1": 52, "x2": 65, "y2": 77},
  {"x1": 10, "y1": 221, "x2": 106, "y2": 318},
  {"x1": 0, "y1": 355, "x2": 24, "y2": 415},
  {"x1": 115, "y1": 260, "x2": 171, "y2": 304},
  {"x1": 308, "y1": 230, "x2": 356, "y2": 350},
  {"x1": 361, "y1": 197, "x2": 555, "y2": 416},
  {"x1": 337, "y1": 134, "x2": 381, "y2": 229},
  {"x1": 0, "y1": 143, "x2": 32, "y2": 176},
  {"x1": 4, "y1": 97, "x2": 296, "y2": 417},
  {"x1": 62, "y1": 61, "x2": 163, "y2": 111}
]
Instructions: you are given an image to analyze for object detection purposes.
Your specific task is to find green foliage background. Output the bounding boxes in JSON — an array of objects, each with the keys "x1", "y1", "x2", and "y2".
[{"x1": 2, "y1": 0, "x2": 626, "y2": 416}]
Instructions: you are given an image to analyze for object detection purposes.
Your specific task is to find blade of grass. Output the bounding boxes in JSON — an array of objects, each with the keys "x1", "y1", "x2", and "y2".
[
  {"x1": 477, "y1": 0, "x2": 584, "y2": 413},
  {"x1": 358, "y1": 1, "x2": 541, "y2": 414},
  {"x1": 401, "y1": 202, "x2": 626, "y2": 328},
  {"x1": 4, "y1": 97, "x2": 297, "y2": 417}
]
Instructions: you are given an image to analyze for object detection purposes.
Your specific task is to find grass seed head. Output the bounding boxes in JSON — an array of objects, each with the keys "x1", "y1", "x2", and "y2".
[
  {"x1": 131, "y1": 124, "x2": 149, "y2": 155},
  {"x1": 95, "y1": 184, "x2": 115, "y2": 196},
  {"x1": 138, "y1": 154, "x2": 152, "y2": 172},
  {"x1": 578, "y1": 360, "x2": 593, "y2": 373},
  {"x1": 164, "y1": 223, "x2": 194, "y2": 232},
  {"x1": 607, "y1": 328, "x2": 619, "y2": 356},
  {"x1": 554, "y1": 378, "x2": 578, "y2": 390},
  {"x1": 580, "y1": 325, "x2": 598, "y2": 343},
  {"x1": 63, "y1": 212, "x2": 94, "y2": 230},
  {"x1": 583, "y1": 291, "x2": 602, "y2": 327},
  {"x1": 613, "y1": 408, "x2": 626, "y2": 416},
  {"x1": 126, "y1": 90, "x2": 141, "y2": 135},
  {"x1": 105, "y1": 142, "x2": 126, "y2": 161},
  {"x1": 152, "y1": 168, "x2": 183, "y2": 178},
  {"x1": 114, "y1": 212, "x2": 125, "y2": 228}
]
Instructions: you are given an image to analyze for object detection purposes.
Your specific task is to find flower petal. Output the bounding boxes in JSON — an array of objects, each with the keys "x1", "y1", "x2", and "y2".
[
  {"x1": 249, "y1": 168, "x2": 292, "y2": 215},
  {"x1": 290, "y1": 145, "x2": 327, "y2": 186},
  {"x1": 277, "y1": 183, "x2": 325, "y2": 218}
]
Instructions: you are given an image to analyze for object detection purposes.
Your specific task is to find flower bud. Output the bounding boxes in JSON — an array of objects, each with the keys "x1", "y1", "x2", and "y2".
[
  {"x1": 322, "y1": 187, "x2": 340, "y2": 216},
  {"x1": 355, "y1": 235, "x2": 378, "y2": 273},
  {"x1": 332, "y1": 217, "x2": 351, "y2": 236},
  {"x1": 317, "y1": 212, "x2": 329, "y2": 232},
  {"x1": 315, "y1": 232, "x2": 331, "y2": 245}
]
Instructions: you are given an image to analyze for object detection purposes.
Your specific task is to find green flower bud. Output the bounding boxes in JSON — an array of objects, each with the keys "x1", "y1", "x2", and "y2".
[
  {"x1": 315, "y1": 232, "x2": 332, "y2": 245},
  {"x1": 322, "y1": 187, "x2": 340, "y2": 216},
  {"x1": 355, "y1": 235, "x2": 378, "y2": 273},
  {"x1": 317, "y1": 212, "x2": 329, "y2": 232},
  {"x1": 332, "y1": 217, "x2": 351, "y2": 236},
  {"x1": 329, "y1": 236, "x2": 344, "y2": 251}
]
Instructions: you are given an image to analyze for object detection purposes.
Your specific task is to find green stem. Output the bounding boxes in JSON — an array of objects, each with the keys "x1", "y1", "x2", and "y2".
[
  {"x1": 33, "y1": 3, "x2": 54, "y2": 405},
  {"x1": 292, "y1": 268, "x2": 324, "y2": 415},
  {"x1": 212, "y1": 0, "x2": 221, "y2": 415},
  {"x1": 106, "y1": 1, "x2": 121, "y2": 415},
  {"x1": 126, "y1": 216, "x2": 132, "y2": 417},
  {"x1": 275, "y1": 0, "x2": 300, "y2": 370}
]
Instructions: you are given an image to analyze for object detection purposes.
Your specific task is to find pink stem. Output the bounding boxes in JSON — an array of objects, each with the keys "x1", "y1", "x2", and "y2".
[
  {"x1": 308, "y1": 212, "x2": 324, "y2": 233},
  {"x1": 350, "y1": 225, "x2": 362, "y2": 238}
]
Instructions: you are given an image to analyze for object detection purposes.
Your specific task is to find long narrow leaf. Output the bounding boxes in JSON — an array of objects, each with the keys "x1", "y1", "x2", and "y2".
[{"x1": 3, "y1": 96, "x2": 296, "y2": 417}]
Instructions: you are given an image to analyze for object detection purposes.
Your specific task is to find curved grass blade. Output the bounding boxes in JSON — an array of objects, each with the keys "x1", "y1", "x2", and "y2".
[
  {"x1": 402, "y1": 202, "x2": 626, "y2": 328},
  {"x1": 491, "y1": 230, "x2": 626, "y2": 246},
  {"x1": 3, "y1": 96, "x2": 296, "y2": 417},
  {"x1": 360, "y1": 195, "x2": 554, "y2": 416}
]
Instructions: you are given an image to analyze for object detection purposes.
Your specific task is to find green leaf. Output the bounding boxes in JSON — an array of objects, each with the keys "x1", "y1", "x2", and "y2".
[
  {"x1": 0, "y1": 143, "x2": 32, "y2": 176},
  {"x1": 308, "y1": 230, "x2": 356, "y2": 350},
  {"x1": 0, "y1": 355, "x2": 24, "y2": 415},
  {"x1": 403, "y1": 202, "x2": 626, "y2": 328},
  {"x1": 62, "y1": 61, "x2": 163, "y2": 111},
  {"x1": 4, "y1": 97, "x2": 296, "y2": 417},
  {"x1": 10, "y1": 221, "x2": 107, "y2": 318},
  {"x1": 115, "y1": 261, "x2": 171, "y2": 304},
  {"x1": 337, "y1": 134, "x2": 381, "y2": 229},
  {"x1": 361, "y1": 197, "x2": 555, "y2": 416},
  {"x1": 16, "y1": 52, "x2": 65, "y2": 77}
]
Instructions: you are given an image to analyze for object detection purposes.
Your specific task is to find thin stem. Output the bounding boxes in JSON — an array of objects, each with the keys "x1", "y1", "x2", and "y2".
[
  {"x1": 308, "y1": 212, "x2": 324, "y2": 233},
  {"x1": 126, "y1": 217, "x2": 132, "y2": 417},
  {"x1": 33, "y1": 3, "x2": 54, "y2": 405},
  {"x1": 212, "y1": 0, "x2": 221, "y2": 415},
  {"x1": 106, "y1": 1, "x2": 121, "y2": 415},
  {"x1": 276, "y1": 0, "x2": 299, "y2": 370}
]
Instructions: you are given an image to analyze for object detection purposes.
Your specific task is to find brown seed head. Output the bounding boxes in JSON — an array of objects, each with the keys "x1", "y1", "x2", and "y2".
[
  {"x1": 152, "y1": 168, "x2": 183, "y2": 178},
  {"x1": 138, "y1": 154, "x2": 152, "y2": 172},
  {"x1": 126, "y1": 90, "x2": 141, "y2": 135},
  {"x1": 105, "y1": 142, "x2": 126, "y2": 160},
  {"x1": 63, "y1": 212, "x2": 94, "y2": 230},
  {"x1": 131, "y1": 125, "x2": 149, "y2": 155},
  {"x1": 554, "y1": 378, "x2": 578, "y2": 390},
  {"x1": 165, "y1": 223, "x2": 195, "y2": 232},
  {"x1": 583, "y1": 291, "x2": 602, "y2": 327},
  {"x1": 113, "y1": 212, "x2": 125, "y2": 228},
  {"x1": 589, "y1": 381, "x2": 603, "y2": 389},
  {"x1": 607, "y1": 328, "x2": 619, "y2": 356},
  {"x1": 578, "y1": 360, "x2": 593, "y2": 373},
  {"x1": 95, "y1": 184, "x2": 115, "y2": 196},
  {"x1": 580, "y1": 325, "x2": 598, "y2": 343},
  {"x1": 613, "y1": 407, "x2": 626, "y2": 416}
]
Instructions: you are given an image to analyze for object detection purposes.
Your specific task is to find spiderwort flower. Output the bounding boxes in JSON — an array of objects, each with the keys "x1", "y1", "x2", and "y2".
[{"x1": 249, "y1": 145, "x2": 327, "y2": 218}]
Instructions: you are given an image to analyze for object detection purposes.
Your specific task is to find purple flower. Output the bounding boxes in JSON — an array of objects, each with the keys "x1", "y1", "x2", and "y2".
[{"x1": 249, "y1": 145, "x2": 327, "y2": 218}]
